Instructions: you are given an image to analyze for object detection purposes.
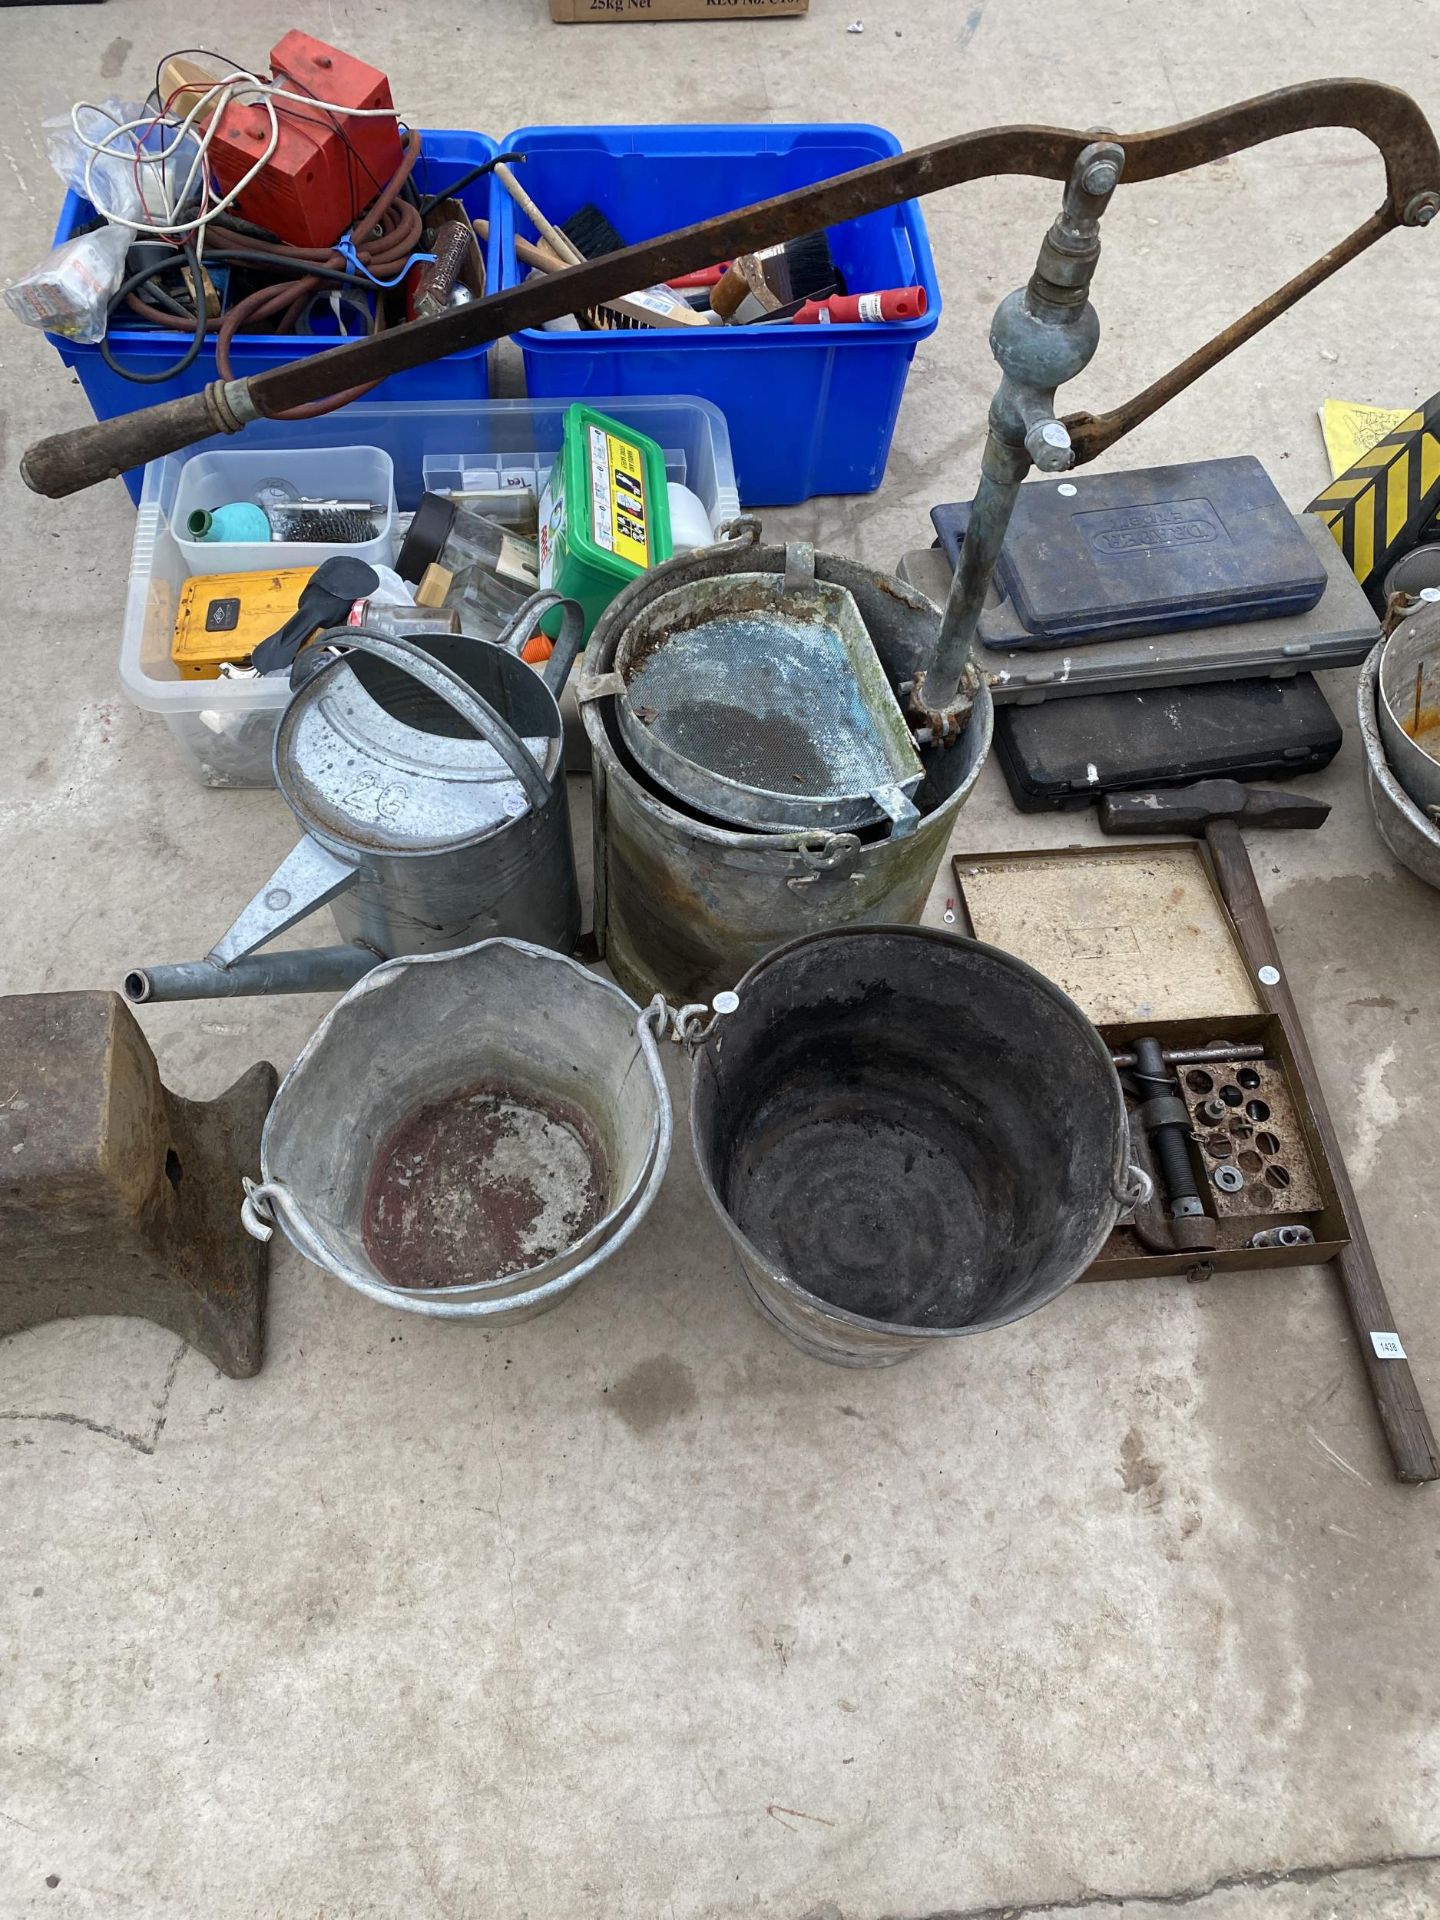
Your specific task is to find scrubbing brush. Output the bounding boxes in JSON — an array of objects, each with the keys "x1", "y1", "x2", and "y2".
[
  {"x1": 558, "y1": 201, "x2": 722, "y2": 329},
  {"x1": 561, "y1": 202, "x2": 627, "y2": 260}
]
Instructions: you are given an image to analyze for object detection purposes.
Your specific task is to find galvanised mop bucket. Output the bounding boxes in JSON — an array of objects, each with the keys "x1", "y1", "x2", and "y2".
[
  {"x1": 688, "y1": 926, "x2": 1146, "y2": 1366},
  {"x1": 579, "y1": 532, "x2": 993, "y2": 1008},
  {"x1": 241, "y1": 939, "x2": 671, "y2": 1321}
]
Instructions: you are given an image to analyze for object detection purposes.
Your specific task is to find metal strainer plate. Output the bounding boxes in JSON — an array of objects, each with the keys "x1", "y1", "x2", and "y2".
[{"x1": 615, "y1": 572, "x2": 924, "y2": 833}]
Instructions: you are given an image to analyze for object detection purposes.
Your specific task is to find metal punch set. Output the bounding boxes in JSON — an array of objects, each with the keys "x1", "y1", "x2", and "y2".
[{"x1": 9, "y1": 67, "x2": 1440, "y2": 1485}]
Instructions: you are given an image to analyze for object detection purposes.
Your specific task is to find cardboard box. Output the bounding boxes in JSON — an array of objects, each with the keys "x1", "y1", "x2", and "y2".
[{"x1": 550, "y1": 0, "x2": 806, "y2": 21}]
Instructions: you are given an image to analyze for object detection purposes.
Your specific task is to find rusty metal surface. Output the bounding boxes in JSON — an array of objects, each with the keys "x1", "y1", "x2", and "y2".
[
  {"x1": 20, "y1": 82, "x2": 1440, "y2": 497},
  {"x1": 0, "y1": 992, "x2": 276, "y2": 1378},
  {"x1": 1064, "y1": 209, "x2": 1393, "y2": 464},
  {"x1": 1180, "y1": 1056, "x2": 1323, "y2": 1216},
  {"x1": 361, "y1": 1073, "x2": 610, "y2": 1290},
  {"x1": 255, "y1": 81, "x2": 1440, "y2": 413}
]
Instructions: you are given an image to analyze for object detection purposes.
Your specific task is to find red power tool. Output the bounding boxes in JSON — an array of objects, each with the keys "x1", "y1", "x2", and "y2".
[{"x1": 166, "y1": 33, "x2": 402, "y2": 249}]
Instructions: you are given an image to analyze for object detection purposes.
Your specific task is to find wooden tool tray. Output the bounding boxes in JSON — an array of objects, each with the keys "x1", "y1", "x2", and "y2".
[{"x1": 951, "y1": 840, "x2": 1348, "y2": 1284}]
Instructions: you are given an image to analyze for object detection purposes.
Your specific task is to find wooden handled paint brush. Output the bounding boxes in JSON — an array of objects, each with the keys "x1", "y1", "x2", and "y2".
[{"x1": 709, "y1": 232, "x2": 840, "y2": 321}]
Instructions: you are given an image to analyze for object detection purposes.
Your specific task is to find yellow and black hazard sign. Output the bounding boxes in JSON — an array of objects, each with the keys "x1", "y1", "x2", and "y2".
[{"x1": 1308, "y1": 390, "x2": 1440, "y2": 605}]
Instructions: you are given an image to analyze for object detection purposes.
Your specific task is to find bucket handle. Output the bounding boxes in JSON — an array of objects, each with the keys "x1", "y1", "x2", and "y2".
[
  {"x1": 1113, "y1": 1164, "x2": 1154, "y2": 1214},
  {"x1": 240, "y1": 997, "x2": 675, "y2": 1317},
  {"x1": 493, "y1": 590, "x2": 585, "y2": 700},
  {"x1": 309, "y1": 623, "x2": 554, "y2": 813},
  {"x1": 782, "y1": 832, "x2": 863, "y2": 893},
  {"x1": 714, "y1": 514, "x2": 763, "y2": 548}
]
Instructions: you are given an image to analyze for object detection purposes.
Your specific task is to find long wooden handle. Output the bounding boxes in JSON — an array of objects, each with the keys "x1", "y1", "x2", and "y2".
[
  {"x1": 473, "y1": 217, "x2": 568, "y2": 274},
  {"x1": 493, "y1": 163, "x2": 585, "y2": 266},
  {"x1": 1205, "y1": 818, "x2": 1439, "y2": 1483}
]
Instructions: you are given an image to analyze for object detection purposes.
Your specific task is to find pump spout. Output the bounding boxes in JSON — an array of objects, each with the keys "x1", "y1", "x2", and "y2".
[{"x1": 124, "y1": 945, "x2": 380, "y2": 1004}]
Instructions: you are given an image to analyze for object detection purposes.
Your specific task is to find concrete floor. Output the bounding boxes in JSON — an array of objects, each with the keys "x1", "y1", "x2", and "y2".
[{"x1": 3, "y1": 1, "x2": 1439, "y2": 1915}]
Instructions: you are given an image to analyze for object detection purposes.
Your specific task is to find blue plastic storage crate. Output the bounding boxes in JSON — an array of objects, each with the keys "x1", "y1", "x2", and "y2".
[
  {"x1": 497, "y1": 123, "x2": 941, "y2": 507},
  {"x1": 46, "y1": 129, "x2": 505, "y2": 504}
]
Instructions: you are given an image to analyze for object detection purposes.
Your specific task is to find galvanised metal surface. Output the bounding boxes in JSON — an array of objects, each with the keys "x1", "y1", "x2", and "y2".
[
  {"x1": 924, "y1": 140, "x2": 1120, "y2": 719},
  {"x1": 242, "y1": 939, "x2": 672, "y2": 1322},
  {"x1": 1377, "y1": 603, "x2": 1440, "y2": 820},
  {"x1": 688, "y1": 927, "x2": 1140, "y2": 1368},
  {"x1": 613, "y1": 564, "x2": 923, "y2": 835},
  {"x1": 1359, "y1": 639, "x2": 1440, "y2": 894},
  {"x1": 580, "y1": 539, "x2": 993, "y2": 1008},
  {"x1": 128, "y1": 603, "x2": 584, "y2": 1002},
  {"x1": 125, "y1": 944, "x2": 378, "y2": 1005}
]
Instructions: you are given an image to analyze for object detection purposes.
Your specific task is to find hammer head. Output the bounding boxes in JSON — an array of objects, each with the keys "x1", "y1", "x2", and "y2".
[{"x1": 1099, "y1": 779, "x2": 1331, "y2": 838}]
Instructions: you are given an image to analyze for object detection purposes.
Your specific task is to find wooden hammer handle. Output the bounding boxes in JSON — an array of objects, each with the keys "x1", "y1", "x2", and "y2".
[{"x1": 1205, "y1": 817, "x2": 1439, "y2": 1483}]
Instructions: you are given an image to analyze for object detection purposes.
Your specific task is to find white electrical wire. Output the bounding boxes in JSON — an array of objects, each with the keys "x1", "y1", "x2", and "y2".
[{"x1": 70, "y1": 68, "x2": 410, "y2": 256}]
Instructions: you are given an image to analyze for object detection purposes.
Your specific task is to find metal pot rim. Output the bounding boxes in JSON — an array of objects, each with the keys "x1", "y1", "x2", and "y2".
[
  {"x1": 582, "y1": 542, "x2": 994, "y2": 852},
  {"x1": 686, "y1": 921, "x2": 1130, "y2": 1340},
  {"x1": 1360, "y1": 640, "x2": 1440, "y2": 848}
]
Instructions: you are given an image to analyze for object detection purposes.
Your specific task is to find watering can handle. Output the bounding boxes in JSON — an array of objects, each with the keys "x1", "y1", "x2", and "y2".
[
  {"x1": 312, "y1": 624, "x2": 553, "y2": 813},
  {"x1": 494, "y1": 592, "x2": 585, "y2": 700}
]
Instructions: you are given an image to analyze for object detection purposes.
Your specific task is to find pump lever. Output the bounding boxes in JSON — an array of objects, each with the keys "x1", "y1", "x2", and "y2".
[{"x1": 19, "y1": 79, "x2": 1440, "y2": 500}]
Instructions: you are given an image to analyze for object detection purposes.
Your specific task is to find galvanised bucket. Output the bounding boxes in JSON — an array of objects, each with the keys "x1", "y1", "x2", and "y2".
[
  {"x1": 242, "y1": 938, "x2": 671, "y2": 1321},
  {"x1": 689, "y1": 925, "x2": 1144, "y2": 1366}
]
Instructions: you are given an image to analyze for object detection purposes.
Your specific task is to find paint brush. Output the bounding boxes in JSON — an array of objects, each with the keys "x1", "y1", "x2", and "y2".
[{"x1": 709, "y1": 232, "x2": 840, "y2": 321}]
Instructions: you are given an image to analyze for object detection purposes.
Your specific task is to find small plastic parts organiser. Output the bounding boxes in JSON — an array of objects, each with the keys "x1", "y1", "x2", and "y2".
[
  {"x1": 119, "y1": 396, "x2": 739, "y2": 788},
  {"x1": 496, "y1": 122, "x2": 941, "y2": 506},
  {"x1": 170, "y1": 447, "x2": 397, "y2": 572},
  {"x1": 45, "y1": 129, "x2": 504, "y2": 505}
]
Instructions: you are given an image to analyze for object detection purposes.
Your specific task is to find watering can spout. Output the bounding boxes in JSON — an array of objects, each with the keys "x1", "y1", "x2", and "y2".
[
  {"x1": 123, "y1": 837, "x2": 369, "y2": 1003},
  {"x1": 124, "y1": 945, "x2": 379, "y2": 1004},
  {"x1": 206, "y1": 837, "x2": 360, "y2": 969}
]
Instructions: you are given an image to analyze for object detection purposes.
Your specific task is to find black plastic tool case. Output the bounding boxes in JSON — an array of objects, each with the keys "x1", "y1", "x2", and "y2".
[
  {"x1": 934, "y1": 456, "x2": 1327, "y2": 647},
  {"x1": 993, "y1": 674, "x2": 1343, "y2": 812},
  {"x1": 898, "y1": 513, "x2": 1378, "y2": 702}
]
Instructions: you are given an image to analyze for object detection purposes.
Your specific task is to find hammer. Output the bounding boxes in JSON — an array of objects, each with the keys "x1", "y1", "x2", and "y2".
[{"x1": 1100, "y1": 779, "x2": 1438, "y2": 1484}]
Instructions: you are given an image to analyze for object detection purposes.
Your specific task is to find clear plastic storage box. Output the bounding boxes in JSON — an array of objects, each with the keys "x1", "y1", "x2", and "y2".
[
  {"x1": 170, "y1": 446, "x2": 397, "y2": 572},
  {"x1": 120, "y1": 395, "x2": 740, "y2": 787}
]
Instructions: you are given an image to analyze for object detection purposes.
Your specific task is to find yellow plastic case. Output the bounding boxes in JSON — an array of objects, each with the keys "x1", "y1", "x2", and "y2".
[{"x1": 172, "y1": 567, "x2": 316, "y2": 679}]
